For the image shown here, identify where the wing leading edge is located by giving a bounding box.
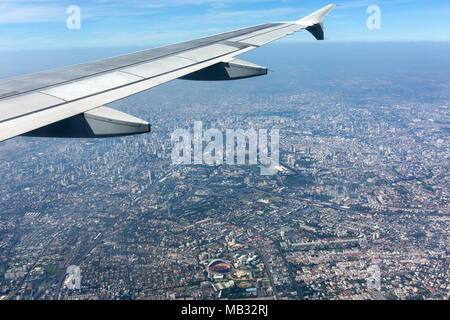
[0,4,335,142]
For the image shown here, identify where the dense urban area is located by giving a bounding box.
[0,43,448,300]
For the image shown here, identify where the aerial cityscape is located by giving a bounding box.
[0,42,448,300]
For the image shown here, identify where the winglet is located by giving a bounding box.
[296,4,336,40]
[296,4,336,26]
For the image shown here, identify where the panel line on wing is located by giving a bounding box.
[39,91,68,102]
[235,24,301,46]
[117,70,146,79]
[228,24,289,42]
[0,92,65,122]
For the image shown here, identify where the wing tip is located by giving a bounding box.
[295,4,336,40]
[296,3,336,26]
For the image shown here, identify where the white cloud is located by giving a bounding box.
[0,3,65,24]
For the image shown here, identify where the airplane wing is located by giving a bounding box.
[0,4,335,141]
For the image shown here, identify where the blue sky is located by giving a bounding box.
[0,0,449,50]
